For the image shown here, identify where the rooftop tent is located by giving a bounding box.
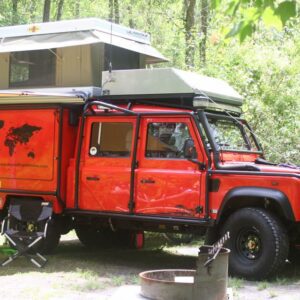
[102,68,244,114]
[0,18,167,64]
[0,18,167,90]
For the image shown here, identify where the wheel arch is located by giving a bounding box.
[216,187,295,224]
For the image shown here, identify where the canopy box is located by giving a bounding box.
[0,18,167,90]
[102,68,243,113]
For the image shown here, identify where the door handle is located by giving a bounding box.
[140,178,155,184]
[86,176,100,181]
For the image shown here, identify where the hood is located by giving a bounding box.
[256,164,300,175]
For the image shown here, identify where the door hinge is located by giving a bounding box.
[209,178,220,192]
[128,201,135,210]
[135,161,139,168]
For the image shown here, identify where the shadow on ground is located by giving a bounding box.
[0,236,197,278]
[1,235,300,285]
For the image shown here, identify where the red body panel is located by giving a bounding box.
[78,116,136,212]
[134,116,205,217]
[209,173,300,220]
[0,106,78,213]
[59,109,78,202]
[0,108,59,192]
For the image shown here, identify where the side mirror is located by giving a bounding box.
[183,139,197,159]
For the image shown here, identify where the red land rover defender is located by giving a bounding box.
[0,68,299,280]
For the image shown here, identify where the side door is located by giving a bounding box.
[135,116,205,218]
[79,116,136,212]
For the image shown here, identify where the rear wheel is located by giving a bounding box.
[75,226,144,249]
[221,207,289,280]
[75,226,106,248]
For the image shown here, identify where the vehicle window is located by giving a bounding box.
[9,50,56,88]
[89,122,133,157]
[146,122,196,159]
[208,119,251,151]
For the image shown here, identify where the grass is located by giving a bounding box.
[274,276,292,285]
[257,281,269,291]
[269,290,278,298]
[111,275,126,286]
[0,231,197,298]
[1,232,300,299]
[228,277,245,289]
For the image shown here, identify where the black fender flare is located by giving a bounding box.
[216,187,295,223]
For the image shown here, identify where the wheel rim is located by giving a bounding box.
[236,228,262,260]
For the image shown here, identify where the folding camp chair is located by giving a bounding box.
[1,199,53,268]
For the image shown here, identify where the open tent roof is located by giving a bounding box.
[0,18,167,64]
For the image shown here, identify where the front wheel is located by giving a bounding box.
[221,207,289,280]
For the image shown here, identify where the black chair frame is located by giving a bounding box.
[1,200,53,268]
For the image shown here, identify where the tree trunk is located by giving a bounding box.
[11,0,19,24]
[199,0,209,66]
[43,0,51,22]
[113,0,120,24]
[184,0,196,68]
[29,0,38,22]
[127,2,134,28]
[56,0,64,21]
[74,0,80,18]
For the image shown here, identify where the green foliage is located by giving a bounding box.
[214,0,298,41]
[202,21,300,163]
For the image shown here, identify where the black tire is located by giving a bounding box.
[288,243,300,263]
[75,226,140,249]
[75,226,106,248]
[221,207,289,280]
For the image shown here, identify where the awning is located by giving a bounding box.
[0,30,168,64]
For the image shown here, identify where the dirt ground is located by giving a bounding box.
[0,233,300,300]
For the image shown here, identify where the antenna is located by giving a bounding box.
[109,20,113,73]
[101,19,115,94]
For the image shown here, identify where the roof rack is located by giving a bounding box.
[0,87,99,104]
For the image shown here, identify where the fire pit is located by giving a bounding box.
[139,246,230,300]
[140,269,195,300]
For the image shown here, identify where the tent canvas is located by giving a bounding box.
[0,18,167,64]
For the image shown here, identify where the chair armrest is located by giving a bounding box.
[43,217,52,238]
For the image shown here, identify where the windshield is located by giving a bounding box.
[201,116,260,152]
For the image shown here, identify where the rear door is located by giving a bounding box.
[79,116,136,212]
[134,116,204,217]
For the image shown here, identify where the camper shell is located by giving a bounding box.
[0,18,167,90]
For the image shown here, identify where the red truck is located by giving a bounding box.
[0,68,299,280]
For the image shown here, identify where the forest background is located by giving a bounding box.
[0,0,299,164]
